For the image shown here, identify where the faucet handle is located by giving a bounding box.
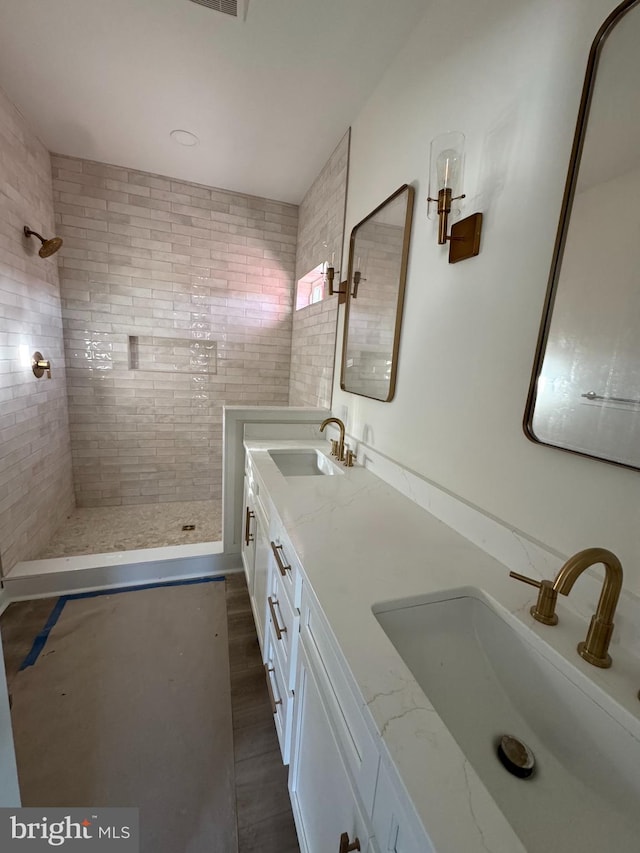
[329,439,339,457]
[509,572,559,625]
[509,571,543,589]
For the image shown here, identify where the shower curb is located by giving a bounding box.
[2,549,242,602]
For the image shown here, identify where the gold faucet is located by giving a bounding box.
[320,417,345,462]
[510,547,623,668]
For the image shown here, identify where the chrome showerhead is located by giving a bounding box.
[24,226,63,258]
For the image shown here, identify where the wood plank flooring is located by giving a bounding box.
[225,573,299,853]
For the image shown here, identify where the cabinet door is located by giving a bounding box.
[268,518,303,610]
[252,503,270,656]
[372,762,433,853]
[289,644,370,853]
[267,560,299,693]
[264,629,294,764]
[240,477,256,592]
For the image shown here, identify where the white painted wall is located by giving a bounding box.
[332,0,640,595]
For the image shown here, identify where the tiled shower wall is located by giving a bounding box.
[52,156,297,507]
[0,87,74,574]
[289,130,349,407]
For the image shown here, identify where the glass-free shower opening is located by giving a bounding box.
[36,329,224,560]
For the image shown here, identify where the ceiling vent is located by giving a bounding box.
[188,0,238,17]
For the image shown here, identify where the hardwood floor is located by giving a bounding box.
[225,572,299,852]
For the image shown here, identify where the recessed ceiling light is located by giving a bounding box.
[170,129,199,147]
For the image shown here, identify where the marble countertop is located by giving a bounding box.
[244,439,640,853]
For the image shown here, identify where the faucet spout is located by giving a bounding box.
[509,546,623,668]
[320,417,345,462]
[553,547,623,668]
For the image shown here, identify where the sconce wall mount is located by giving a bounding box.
[326,265,348,303]
[448,211,483,264]
[426,132,482,263]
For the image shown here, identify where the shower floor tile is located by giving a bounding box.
[36,500,222,559]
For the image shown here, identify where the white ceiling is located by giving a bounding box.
[0,0,427,204]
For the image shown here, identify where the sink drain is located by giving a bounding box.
[496,735,535,778]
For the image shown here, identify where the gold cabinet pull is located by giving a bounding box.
[270,540,290,576]
[339,832,361,853]
[268,596,287,640]
[264,663,282,715]
[244,506,255,546]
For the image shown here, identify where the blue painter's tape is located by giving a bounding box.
[18,575,226,670]
[19,596,67,670]
[65,575,225,602]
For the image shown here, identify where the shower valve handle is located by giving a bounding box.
[32,352,52,379]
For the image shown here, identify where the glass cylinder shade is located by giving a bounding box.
[427,131,465,220]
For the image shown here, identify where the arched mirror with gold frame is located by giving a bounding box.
[524,0,640,469]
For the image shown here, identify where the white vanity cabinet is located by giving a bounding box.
[264,627,294,763]
[263,518,302,764]
[251,499,270,654]
[298,586,380,816]
[289,642,373,853]
[286,581,383,853]
[242,447,433,853]
[240,476,256,588]
[242,457,271,653]
[267,552,299,692]
[269,522,303,612]
[291,584,428,853]
[371,761,433,853]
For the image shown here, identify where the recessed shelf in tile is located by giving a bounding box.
[128,335,217,375]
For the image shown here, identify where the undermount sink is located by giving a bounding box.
[373,589,640,852]
[268,448,343,477]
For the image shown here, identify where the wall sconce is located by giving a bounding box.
[426,132,482,263]
[352,270,362,299]
[326,257,348,301]
[352,257,366,299]
[328,263,364,299]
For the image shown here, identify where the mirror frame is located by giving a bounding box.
[523,0,640,470]
[340,184,415,402]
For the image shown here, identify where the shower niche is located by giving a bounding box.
[128,336,217,375]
